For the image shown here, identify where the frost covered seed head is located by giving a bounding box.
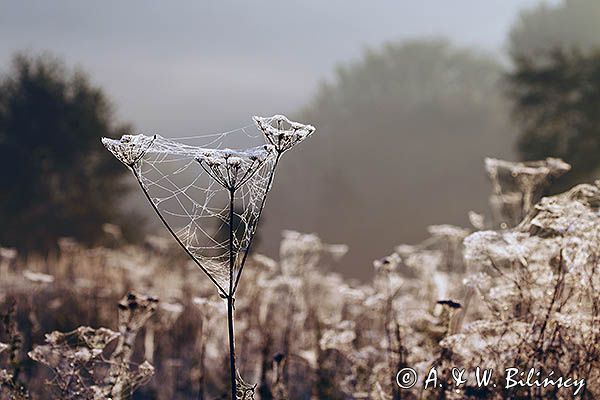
[253,114,316,154]
[102,134,156,167]
[196,145,275,190]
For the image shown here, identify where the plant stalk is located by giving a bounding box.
[228,188,237,400]
[227,295,236,400]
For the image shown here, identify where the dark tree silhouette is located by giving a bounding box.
[505,0,600,190]
[0,53,141,252]
[507,49,600,190]
[509,0,600,64]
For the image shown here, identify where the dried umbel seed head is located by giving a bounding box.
[484,157,571,221]
[253,114,316,154]
[34,327,119,352]
[118,292,159,333]
[29,324,154,400]
[77,326,121,349]
[195,145,276,190]
[227,156,243,167]
[485,157,570,191]
[102,134,157,167]
[28,327,119,372]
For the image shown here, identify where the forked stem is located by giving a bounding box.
[232,152,281,294]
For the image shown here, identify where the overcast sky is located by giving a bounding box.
[1,0,553,135]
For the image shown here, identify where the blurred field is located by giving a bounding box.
[2,158,600,399]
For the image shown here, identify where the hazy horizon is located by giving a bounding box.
[1,1,551,134]
[0,0,558,275]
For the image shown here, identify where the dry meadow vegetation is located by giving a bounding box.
[1,157,599,399]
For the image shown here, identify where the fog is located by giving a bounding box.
[0,0,556,277]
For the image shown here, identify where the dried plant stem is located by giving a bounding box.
[227,296,236,400]
[225,153,280,399]
[228,188,237,400]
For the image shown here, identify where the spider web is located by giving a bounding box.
[102,115,315,297]
[28,327,154,399]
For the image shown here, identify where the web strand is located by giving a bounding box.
[102,115,316,295]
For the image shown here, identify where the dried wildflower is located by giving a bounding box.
[114,292,158,363]
[108,293,158,400]
[104,116,316,399]
[101,134,157,167]
[28,326,121,399]
[253,114,316,154]
[463,230,529,268]
[196,145,276,190]
[485,157,570,227]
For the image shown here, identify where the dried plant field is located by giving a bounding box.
[1,157,599,399]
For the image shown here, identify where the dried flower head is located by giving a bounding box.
[101,134,157,167]
[196,145,276,190]
[253,114,316,154]
[28,327,121,399]
[117,292,159,334]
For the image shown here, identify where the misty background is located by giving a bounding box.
[4,0,599,278]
